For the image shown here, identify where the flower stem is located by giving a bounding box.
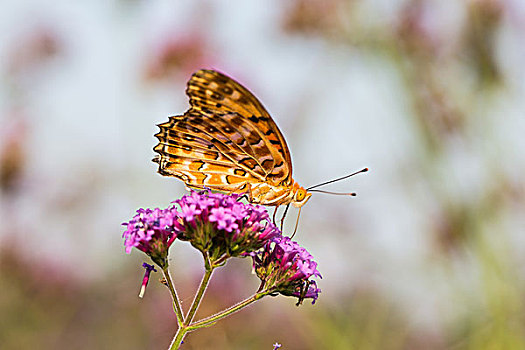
[162,267,184,324]
[169,325,188,350]
[185,262,214,324]
[188,290,270,330]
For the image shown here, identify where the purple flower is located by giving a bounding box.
[230,203,247,220]
[209,207,237,232]
[250,236,321,305]
[173,190,281,261]
[122,207,178,267]
[123,190,281,266]
[179,203,201,222]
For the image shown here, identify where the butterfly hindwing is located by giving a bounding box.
[155,112,266,182]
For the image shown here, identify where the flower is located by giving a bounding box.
[173,190,281,263]
[122,190,281,267]
[180,203,201,222]
[122,207,179,267]
[249,236,322,305]
[139,263,157,298]
[209,207,237,232]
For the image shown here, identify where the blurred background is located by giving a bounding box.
[1,0,525,349]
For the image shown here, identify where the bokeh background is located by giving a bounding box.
[1,0,525,349]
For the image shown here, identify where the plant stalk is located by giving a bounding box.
[162,267,185,324]
[189,290,269,330]
[185,266,214,324]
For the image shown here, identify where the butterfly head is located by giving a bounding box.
[292,183,312,208]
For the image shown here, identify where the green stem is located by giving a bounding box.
[185,266,214,324]
[162,267,184,324]
[169,325,188,350]
[188,290,270,330]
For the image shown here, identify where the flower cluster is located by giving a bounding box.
[122,190,322,306]
[122,190,281,267]
[122,207,178,267]
[173,190,280,262]
[249,236,322,305]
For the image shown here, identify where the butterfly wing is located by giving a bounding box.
[186,69,292,185]
[153,69,293,192]
[154,110,265,192]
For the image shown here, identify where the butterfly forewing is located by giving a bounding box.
[154,69,296,204]
[187,70,292,183]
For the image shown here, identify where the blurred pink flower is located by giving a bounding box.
[281,0,341,36]
[7,25,62,78]
[144,33,210,82]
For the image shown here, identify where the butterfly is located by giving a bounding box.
[153,69,312,207]
[153,69,367,224]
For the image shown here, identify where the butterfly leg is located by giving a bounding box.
[280,204,291,232]
[272,206,279,226]
[290,206,302,239]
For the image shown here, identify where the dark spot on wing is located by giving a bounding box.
[216,76,228,84]
[211,92,224,100]
[240,157,258,170]
[237,97,248,105]
[261,159,273,170]
[250,137,263,146]
[195,161,205,171]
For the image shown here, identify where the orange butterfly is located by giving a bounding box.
[153,69,366,221]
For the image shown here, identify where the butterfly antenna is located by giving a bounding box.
[290,206,302,239]
[309,190,357,196]
[306,168,368,191]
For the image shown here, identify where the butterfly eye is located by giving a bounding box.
[296,189,305,201]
